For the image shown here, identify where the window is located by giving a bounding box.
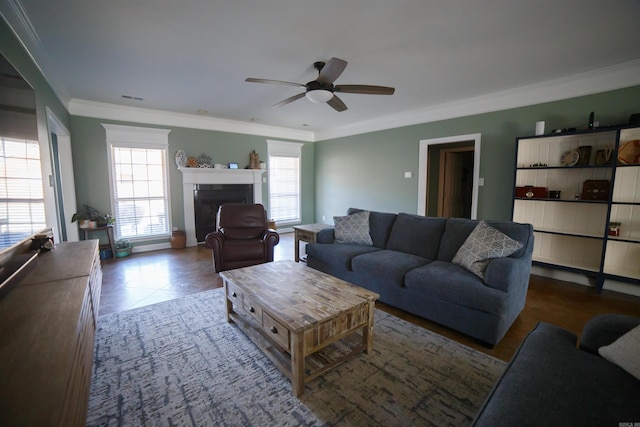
[267,140,303,224]
[0,137,46,246]
[104,124,171,241]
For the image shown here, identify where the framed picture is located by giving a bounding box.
[228,163,238,169]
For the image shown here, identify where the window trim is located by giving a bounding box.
[103,124,172,241]
[267,140,303,226]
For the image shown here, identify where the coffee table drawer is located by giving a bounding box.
[226,282,243,303]
[263,313,290,350]
[243,296,263,324]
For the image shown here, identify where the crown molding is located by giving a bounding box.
[69,99,315,142]
[313,59,640,141]
[0,0,70,109]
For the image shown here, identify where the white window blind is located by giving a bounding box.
[104,124,171,241]
[267,140,302,224]
[0,137,46,247]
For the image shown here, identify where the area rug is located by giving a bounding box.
[87,288,504,426]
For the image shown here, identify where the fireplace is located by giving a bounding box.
[179,168,265,247]
[194,184,253,241]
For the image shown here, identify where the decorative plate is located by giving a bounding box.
[618,139,640,165]
[175,150,187,168]
[560,150,579,167]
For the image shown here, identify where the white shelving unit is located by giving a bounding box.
[512,126,640,292]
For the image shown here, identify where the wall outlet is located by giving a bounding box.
[322,215,326,221]
[404,171,413,178]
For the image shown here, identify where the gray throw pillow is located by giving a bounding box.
[452,220,523,279]
[598,324,640,381]
[334,210,373,246]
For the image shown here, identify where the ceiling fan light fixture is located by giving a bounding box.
[305,89,334,103]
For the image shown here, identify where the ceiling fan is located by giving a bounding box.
[245,57,395,112]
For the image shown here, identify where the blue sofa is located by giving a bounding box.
[472,314,640,426]
[306,208,534,346]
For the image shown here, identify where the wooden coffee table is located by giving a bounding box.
[219,260,379,397]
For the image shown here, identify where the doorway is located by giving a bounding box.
[437,146,474,218]
[417,134,481,219]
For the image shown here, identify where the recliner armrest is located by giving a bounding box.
[579,314,640,354]
[204,231,225,248]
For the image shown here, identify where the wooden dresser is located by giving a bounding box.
[0,240,103,426]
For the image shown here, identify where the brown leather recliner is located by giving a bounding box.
[204,203,279,273]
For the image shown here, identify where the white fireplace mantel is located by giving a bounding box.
[179,167,266,246]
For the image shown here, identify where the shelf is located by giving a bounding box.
[514,197,608,204]
[517,165,613,170]
[514,125,640,292]
[532,257,600,273]
[607,235,640,244]
[533,228,603,239]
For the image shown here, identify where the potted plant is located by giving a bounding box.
[72,205,115,228]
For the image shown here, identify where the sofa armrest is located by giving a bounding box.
[579,314,640,354]
[483,256,531,294]
[316,227,335,244]
[471,322,578,427]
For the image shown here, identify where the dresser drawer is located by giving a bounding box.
[263,312,290,350]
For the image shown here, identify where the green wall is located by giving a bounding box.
[315,86,640,222]
[69,116,315,241]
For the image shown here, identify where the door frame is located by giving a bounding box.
[418,133,481,219]
[46,107,79,242]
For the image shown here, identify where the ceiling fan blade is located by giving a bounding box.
[334,84,395,95]
[245,78,305,88]
[327,94,348,112]
[317,57,348,84]
[271,92,306,108]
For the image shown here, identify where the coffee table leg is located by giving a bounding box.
[364,301,375,354]
[291,332,305,397]
[222,279,232,323]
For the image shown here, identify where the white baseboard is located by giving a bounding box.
[131,242,172,253]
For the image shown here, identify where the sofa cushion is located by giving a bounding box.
[334,210,373,246]
[305,243,380,271]
[348,208,397,249]
[351,250,430,288]
[453,221,523,279]
[385,213,446,259]
[598,324,640,380]
[438,218,531,262]
[404,261,508,315]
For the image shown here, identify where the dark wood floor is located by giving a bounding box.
[99,232,640,362]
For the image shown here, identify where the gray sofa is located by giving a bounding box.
[306,208,534,346]
[472,314,640,426]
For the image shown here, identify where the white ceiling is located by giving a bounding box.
[3,0,640,140]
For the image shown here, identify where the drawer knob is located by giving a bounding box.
[249,307,255,313]
[231,292,237,298]
[270,326,278,334]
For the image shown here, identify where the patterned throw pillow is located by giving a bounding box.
[334,210,373,246]
[452,221,523,279]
